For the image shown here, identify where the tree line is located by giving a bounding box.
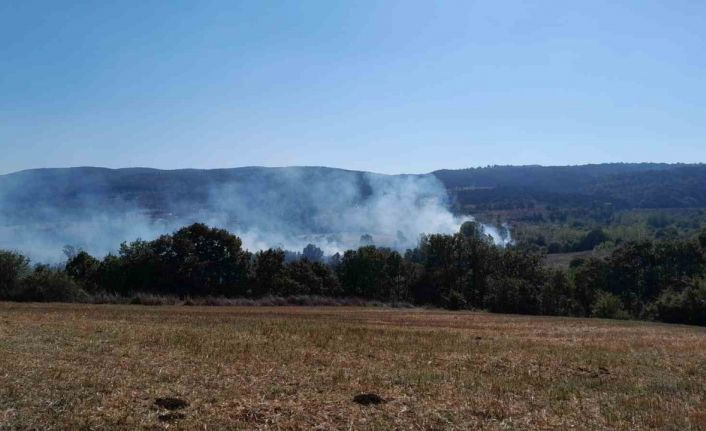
[1,222,705,325]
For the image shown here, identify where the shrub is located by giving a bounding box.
[88,291,131,304]
[591,291,630,320]
[442,290,467,310]
[11,265,88,302]
[128,293,181,306]
[654,281,706,325]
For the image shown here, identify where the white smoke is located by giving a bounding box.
[0,168,511,262]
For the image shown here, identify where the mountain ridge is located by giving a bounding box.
[2,163,706,220]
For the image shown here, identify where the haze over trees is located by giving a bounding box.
[2,221,705,326]
[4,163,706,261]
[0,166,472,262]
[3,163,706,326]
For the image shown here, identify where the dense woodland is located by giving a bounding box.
[3,163,706,223]
[439,163,706,210]
[446,165,706,254]
[1,222,705,326]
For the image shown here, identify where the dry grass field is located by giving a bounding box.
[1,303,705,430]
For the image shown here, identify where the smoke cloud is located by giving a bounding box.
[0,167,510,263]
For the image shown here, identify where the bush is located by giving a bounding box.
[654,281,706,325]
[87,291,131,304]
[576,229,609,251]
[442,290,467,310]
[128,293,181,306]
[11,265,88,302]
[591,291,630,320]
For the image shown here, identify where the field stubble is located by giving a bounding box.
[0,303,705,430]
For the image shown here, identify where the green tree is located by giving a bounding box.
[0,250,30,299]
[65,251,100,292]
[302,244,324,262]
[540,270,576,316]
[338,246,384,299]
[253,249,286,296]
[151,223,251,296]
[607,241,657,315]
[572,258,609,316]
[575,229,609,251]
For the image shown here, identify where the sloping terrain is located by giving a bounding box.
[3,163,706,225]
[434,163,706,210]
[0,303,704,430]
[0,166,381,224]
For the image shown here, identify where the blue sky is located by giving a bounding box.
[1,0,705,175]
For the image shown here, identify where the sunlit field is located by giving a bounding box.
[1,303,704,430]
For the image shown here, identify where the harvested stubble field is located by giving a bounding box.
[0,303,705,431]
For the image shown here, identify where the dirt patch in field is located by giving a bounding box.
[353,393,386,406]
[155,397,189,410]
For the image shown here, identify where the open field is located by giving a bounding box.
[1,303,705,430]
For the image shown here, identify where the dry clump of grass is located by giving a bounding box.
[0,302,704,430]
[86,293,414,308]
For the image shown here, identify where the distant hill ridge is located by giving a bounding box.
[2,163,706,222]
[432,163,706,209]
[0,166,386,224]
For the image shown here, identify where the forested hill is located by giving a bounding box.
[433,163,706,210]
[0,166,380,224]
[2,163,706,222]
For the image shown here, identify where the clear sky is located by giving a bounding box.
[1,0,705,175]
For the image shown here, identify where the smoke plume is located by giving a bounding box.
[0,167,510,262]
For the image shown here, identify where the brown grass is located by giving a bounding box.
[0,303,705,430]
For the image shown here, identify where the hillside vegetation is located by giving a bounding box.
[435,163,706,210]
[3,164,706,223]
[3,163,706,326]
[2,221,706,326]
